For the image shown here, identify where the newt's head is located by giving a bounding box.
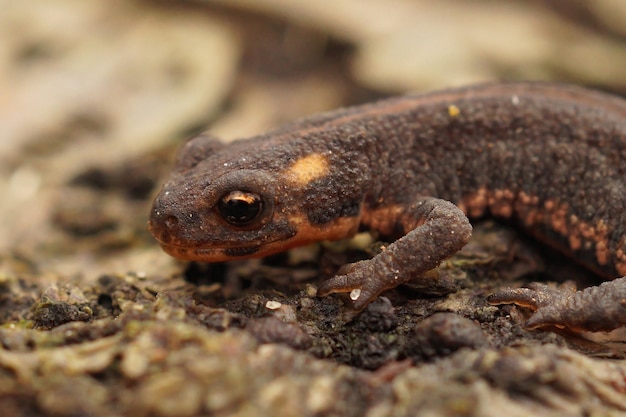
[148,133,363,262]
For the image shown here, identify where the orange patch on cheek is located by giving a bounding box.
[284,153,330,186]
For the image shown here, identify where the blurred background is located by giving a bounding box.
[1,0,625,280]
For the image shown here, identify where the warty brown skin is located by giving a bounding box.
[149,82,626,331]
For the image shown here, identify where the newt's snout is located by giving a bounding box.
[149,188,204,247]
[148,195,179,245]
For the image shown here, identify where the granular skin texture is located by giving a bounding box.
[149,82,626,331]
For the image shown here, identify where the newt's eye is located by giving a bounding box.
[217,191,264,228]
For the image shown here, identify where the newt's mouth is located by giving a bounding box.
[155,237,303,263]
[148,214,303,262]
[148,220,297,262]
[156,241,259,262]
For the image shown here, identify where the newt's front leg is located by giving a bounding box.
[317,198,472,312]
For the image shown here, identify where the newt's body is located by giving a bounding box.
[149,82,626,331]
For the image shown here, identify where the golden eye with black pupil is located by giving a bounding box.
[217,190,263,227]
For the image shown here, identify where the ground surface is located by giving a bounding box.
[1,1,626,416]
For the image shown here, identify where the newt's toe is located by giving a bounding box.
[318,259,395,312]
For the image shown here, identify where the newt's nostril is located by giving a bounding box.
[164,215,179,229]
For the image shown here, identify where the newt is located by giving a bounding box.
[149,82,626,332]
